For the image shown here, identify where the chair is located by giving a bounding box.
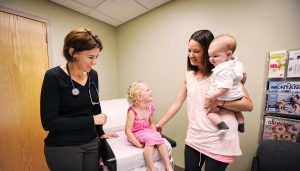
[251,140,300,171]
[99,98,176,171]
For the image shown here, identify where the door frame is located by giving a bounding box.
[0,5,52,68]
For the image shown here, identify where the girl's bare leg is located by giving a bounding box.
[144,145,155,171]
[157,143,173,171]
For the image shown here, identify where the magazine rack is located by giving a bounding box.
[261,49,300,143]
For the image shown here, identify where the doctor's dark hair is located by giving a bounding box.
[63,28,103,62]
[187,30,214,76]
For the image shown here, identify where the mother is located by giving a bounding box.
[156,30,253,171]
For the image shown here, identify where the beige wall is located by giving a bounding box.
[117,0,300,170]
[1,0,300,170]
[0,0,119,99]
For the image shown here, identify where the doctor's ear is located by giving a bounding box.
[69,48,77,59]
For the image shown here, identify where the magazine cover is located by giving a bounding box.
[287,49,300,78]
[266,81,300,115]
[263,116,300,142]
[268,81,300,92]
[268,50,287,78]
[266,92,300,115]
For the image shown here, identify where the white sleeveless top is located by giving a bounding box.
[185,71,242,156]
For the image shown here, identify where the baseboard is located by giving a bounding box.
[174,164,184,171]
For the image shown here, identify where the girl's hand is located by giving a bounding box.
[137,143,145,148]
[93,113,107,125]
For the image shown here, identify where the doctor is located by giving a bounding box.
[40,28,107,171]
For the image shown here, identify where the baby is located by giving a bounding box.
[207,34,246,134]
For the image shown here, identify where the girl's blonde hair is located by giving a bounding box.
[127,81,142,106]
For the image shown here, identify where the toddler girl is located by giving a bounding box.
[125,81,173,171]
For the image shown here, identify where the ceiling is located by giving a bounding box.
[49,0,171,27]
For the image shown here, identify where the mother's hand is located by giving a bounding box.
[204,98,222,114]
[155,123,163,133]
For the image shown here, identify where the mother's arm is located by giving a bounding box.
[205,84,253,113]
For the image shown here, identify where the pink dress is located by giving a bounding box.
[129,103,164,146]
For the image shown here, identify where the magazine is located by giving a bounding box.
[268,50,287,78]
[266,81,300,115]
[263,116,300,142]
[268,81,300,92]
[287,49,300,78]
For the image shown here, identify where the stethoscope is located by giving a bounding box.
[67,62,100,105]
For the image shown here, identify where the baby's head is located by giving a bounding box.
[127,81,152,106]
[208,34,237,66]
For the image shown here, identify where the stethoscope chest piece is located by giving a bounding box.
[67,62,99,104]
[72,88,80,96]
[67,62,81,96]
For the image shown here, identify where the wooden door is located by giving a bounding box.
[0,10,49,171]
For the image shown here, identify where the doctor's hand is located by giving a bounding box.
[93,113,107,125]
[100,133,119,139]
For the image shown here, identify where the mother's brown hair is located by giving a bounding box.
[187,30,214,76]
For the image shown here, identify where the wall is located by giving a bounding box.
[117,0,300,170]
[0,0,119,99]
